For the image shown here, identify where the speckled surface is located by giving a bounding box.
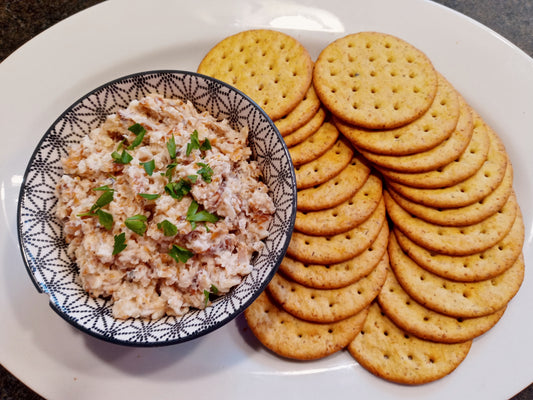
[1,0,532,399]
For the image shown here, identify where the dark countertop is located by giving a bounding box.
[1,0,532,399]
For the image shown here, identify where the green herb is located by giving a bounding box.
[165,179,191,200]
[111,142,133,164]
[203,284,219,307]
[167,133,177,159]
[168,244,194,264]
[165,163,178,180]
[186,130,201,156]
[140,159,155,176]
[138,193,161,200]
[187,174,198,183]
[112,232,127,255]
[90,189,114,212]
[127,123,146,150]
[157,219,178,236]
[186,200,220,230]
[93,185,112,191]
[125,214,148,236]
[196,162,214,183]
[96,209,113,230]
[200,138,212,151]
[77,186,115,230]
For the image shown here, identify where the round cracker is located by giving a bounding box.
[295,138,354,190]
[386,125,508,208]
[378,267,506,343]
[268,254,387,323]
[358,95,473,172]
[348,302,472,385]
[297,155,370,211]
[386,161,513,227]
[244,290,369,360]
[283,107,326,147]
[274,83,322,136]
[384,190,518,256]
[379,109,491,188]
[314,32,438,130]
[288,121,339,166]
[393,207,524,282]
[388,231,525,318]
[279,222,389,289]
[287,198,386,264]
[197,29,313,120]
[295,174,382,236]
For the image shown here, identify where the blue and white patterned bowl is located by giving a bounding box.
[17,70,296,346]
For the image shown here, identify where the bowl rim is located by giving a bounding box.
[16,69,297,346]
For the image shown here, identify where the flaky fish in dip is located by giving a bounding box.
[55,93,275,320]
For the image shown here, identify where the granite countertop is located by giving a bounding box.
[1,0,532,399]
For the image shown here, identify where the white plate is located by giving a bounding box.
[1,0,532,398]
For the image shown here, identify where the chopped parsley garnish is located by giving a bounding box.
[127,123,146,150]
[186,199,220,230]
[186,130,211,156]
[138,193,161,200]
[125,214,148,236]
[95,209,113,230]
[112,232,127,255]
[165,179,191,200]
[165,163,178,180]
[77,186,114,230]
[141,159,155,176]
[168,244,194,264]
[167,133,177,159]
[203,284,219,307]
[157,219,178,236]
[111,142,133,164]
[196,162,214,183]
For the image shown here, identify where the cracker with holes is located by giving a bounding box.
[393,208,524,282]
[378,266,506,343]
[348,302,472,385]
[358,95,473,172]
[197,29,313,120]
[384,190,517,256]
[387,125,508,208]
[388,231,525,318]
[313,32,438,130]
[289,121,339,166]
[335,73,459,156]
[244,290,369,360]
[287,198,386,264]
[379,110,491,188]
[295,138,354,190]
[279,222,389,289]
[298,154,371,211]
[386,161,513,227]
[295,174,382,236]
[275,84,322,136]
[283,107,326,147]
[268,253,388,323]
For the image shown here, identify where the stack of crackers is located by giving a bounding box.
[197,30,525,385]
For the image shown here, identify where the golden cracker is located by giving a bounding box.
[244,290,368,360]
[274,83,321,136]
[287,197,386,264]
[298,155,370,211]
[295,174,382,236]
[348,302,472,385]
[389,231,525,318]
[314,32,438,130]
[384,190,518,256]
[295,138,354,190]
[197,29,313,120]
[335,73,458,155]
[279,222,389,289]
[283,107,326,147]
[289,121,339,166]
[268,253,388,323]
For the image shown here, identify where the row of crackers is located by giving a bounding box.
[197,30,525,385]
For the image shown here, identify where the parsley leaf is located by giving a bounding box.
[203,284,219,307]
[141,159,156,176]
[125,214,148,236]
[111,144,133,164]
[186,200,220,230]
[78,186,115,230]
[157,219,178,236]
[165,163,178,180]
[138,193,161,200]
[90,189,114,212]
[96,209,114,230]
[165,179,191,200]
[186,130,201,156]
[112,232,127,255]
[200,138,212,151]
[167,133,177,159]
[168,244,194,264]
[127,123,146,150]
[196,162,214,183]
